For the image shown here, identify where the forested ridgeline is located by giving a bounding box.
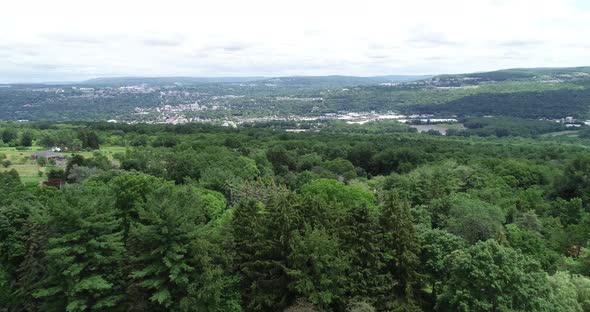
[1,123,590,311]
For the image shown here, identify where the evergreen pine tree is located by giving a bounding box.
[129,184,230,311]
[340,204,389,305]
[34,186,125,311]
[232,189,301,311]
[379,191,421,304]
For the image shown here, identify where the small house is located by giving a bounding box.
[31,151,65,161]
[40,179,65,188]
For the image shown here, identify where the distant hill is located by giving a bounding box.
[251,75,432,89]
[81,75,432,88]
[372,75,434,82]
[81,76,267,86]
[318,66,590,119]
[431,67,590,85]
[403,67,590,118]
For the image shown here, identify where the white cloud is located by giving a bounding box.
[0,0,589,82]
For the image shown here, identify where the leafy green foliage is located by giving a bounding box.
[1,121,590,311]
[445,195,505,244]
[554,155,590,206]
[419,229,465,305]
[301,179,376,211]
[456,117,568,137]
[438,240,557,311]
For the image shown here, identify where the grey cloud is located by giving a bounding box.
[573,0,590,10]
[29,63,91,73]
[0,43,41,56]
[301,29,339,39]
[499,40,545,47]
[367,42,402,51]
[368,54,391,59]
[303,29,323,37]
[411,35,455,47]
[0,64,98,83]
[366,53,405,63]
[209,41,252,52]
[423,56,452,62]
[564,43,590,49]
[223,44,248,52]
[366,42,402,60]
[143,37,185,47]
[189,41,252,57]
[0,45,13,57]
[368,42,386,50]
[20,49,40,56]
[40,33,104,45]
[497,50,530,60]
[408,27,457,48]
[489,0,513,6]
[29,64,61,71]
[10,62,77,72]
[191,50,210,58]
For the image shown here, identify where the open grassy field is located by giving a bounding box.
[541,130,581,137]
[0,147,47,183]
[0,145,127,183]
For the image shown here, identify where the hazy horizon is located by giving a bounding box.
[2,73,436,85]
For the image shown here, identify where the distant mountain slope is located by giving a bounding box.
[431,67,590,85]
[409,89,590,119]
[373,74,433,82]
[253,75,432,88]
[81,76,267,86]
[81,74,433,88]
[323,66,590,119]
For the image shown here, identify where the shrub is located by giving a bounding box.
[36,157,47,167]
[347,300,376,312]
[47,168,66,180]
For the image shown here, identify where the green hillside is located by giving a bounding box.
[327,67,590,119]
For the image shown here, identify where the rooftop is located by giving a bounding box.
[32,151,63,158]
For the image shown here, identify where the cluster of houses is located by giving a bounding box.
[549,117,588,128]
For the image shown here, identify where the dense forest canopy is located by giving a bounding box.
[1,121,590,311]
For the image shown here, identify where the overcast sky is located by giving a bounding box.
[1,0,589,83]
